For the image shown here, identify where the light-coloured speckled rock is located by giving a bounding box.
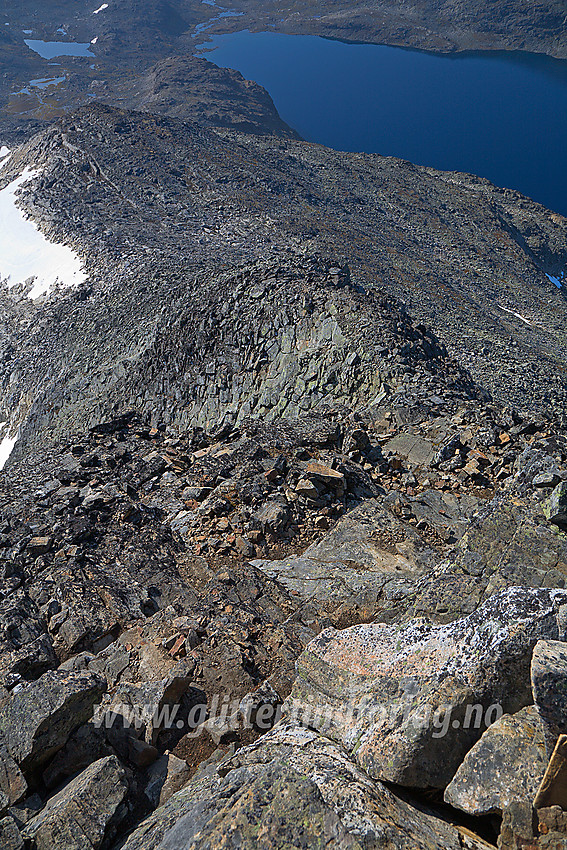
[444,706,547,814]
[120,723,494,850]
[288,587,567,788]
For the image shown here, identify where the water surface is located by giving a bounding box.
[205,31,567,215]
[24,39,94,59]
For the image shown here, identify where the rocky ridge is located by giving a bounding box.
[0,50,566,850]
[1,104,566,469]
[1,352,567,846]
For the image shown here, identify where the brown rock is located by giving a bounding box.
[534,734,567,810]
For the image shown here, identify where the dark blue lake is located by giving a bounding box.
[203,31,567,216]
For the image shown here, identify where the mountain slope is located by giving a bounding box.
[0,103,566,467]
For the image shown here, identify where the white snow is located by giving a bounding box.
[93,3,109,13]
[0,147,10,171]
[91,36,98,44]
[0,168,87,299]
[498,305,534,327]
[0,429,17,470]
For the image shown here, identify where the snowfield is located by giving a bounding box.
[0,168,87,299]
[0,429,18,470]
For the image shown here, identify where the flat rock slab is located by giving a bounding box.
[120,723,494,850]
[253,497,436,608]
[383,434,436,467]
[23,755,128,850]
[288,587,567,788]
[444,706,547,814]
[252,554,415,608]
[304,498,436,573]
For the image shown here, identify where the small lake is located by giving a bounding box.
[24,39,94,59]
[204,31,567,216]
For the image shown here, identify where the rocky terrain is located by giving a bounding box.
[0,11,566,849]
[2,311,567,846]
[0,103,566,466]
[207,0,567,58]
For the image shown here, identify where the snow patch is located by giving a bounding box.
[498,305,534,327]
[0,168,87,299]
[93,3,109,13]
[498,304,534,328]
[0,428,17,470]
[91,36,98,44]
[0,147,10,171]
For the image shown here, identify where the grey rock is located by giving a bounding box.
[0,671,106,776]
[531,639,567,756]
[144,753,190,808]
[104,674,191,745]
[23,755,128,850]
[444,706,547,814]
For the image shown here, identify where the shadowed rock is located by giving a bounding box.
[0,671,106,777]
[23,755,128,850]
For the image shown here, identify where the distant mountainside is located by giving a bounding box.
[2,0,566,142]
[219,0,567,57]
[0,102,565,468]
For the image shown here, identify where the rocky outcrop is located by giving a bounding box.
[120,723,494,850]
[288,587,567,788]
[106,55,301,138]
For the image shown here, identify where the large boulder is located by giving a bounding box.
[0,671,106,777]
[288,587,567,788]
[531,639,567,756]
[120,723,493,850]
[444,706,547,815]
[23,755,128,850]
